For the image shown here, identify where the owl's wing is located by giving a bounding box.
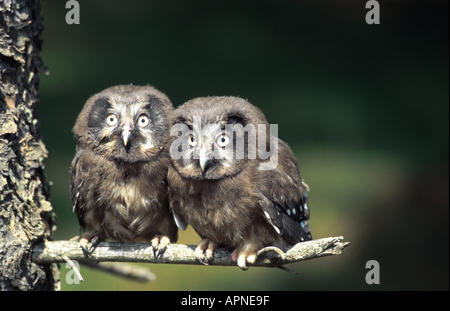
[70,148,88,228]
[257,140,312,244]
[173,211,188,231]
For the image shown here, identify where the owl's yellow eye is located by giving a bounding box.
[106,113,119,127]
[188,134,197,147]
[137,114,150,128]
[216,133,230,147]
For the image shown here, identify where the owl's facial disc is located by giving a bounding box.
[196,132,232,173]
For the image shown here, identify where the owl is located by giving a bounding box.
[71,85,178,258]
[167,96,312,270]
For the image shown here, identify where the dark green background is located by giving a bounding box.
[38,0,448,290]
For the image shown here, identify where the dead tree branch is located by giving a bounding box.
[32,236,350,272]
[81,262,157,282]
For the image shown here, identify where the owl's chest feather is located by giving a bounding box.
[176,178,258,244]
[92,162,163,221]
[87,163,165,241]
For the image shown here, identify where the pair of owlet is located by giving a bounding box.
[71,85,311,269]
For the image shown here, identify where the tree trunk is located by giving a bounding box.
[0,0,59,291]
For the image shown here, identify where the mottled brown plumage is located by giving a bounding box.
[71,85,177,257]
[168,96,311,270]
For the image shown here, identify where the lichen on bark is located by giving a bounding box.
[1,0,58,291]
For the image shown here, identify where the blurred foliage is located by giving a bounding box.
[37,0,448,290]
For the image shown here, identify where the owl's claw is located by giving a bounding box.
[196,255,211,266]
[231,250,257,271]
[79,235,100,254]
[80,241,90,254]
[256,246,286,260]
[231,246,287,271]
[194,239,217,265]
[151,235,171,259]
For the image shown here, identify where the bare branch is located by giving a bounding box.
[61,255,83,282]
[81,262,156,282]
[31,236,349,271]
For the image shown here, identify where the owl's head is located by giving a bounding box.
[73,85,173,163]
[169,96,272,180]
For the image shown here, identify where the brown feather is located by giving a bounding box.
[71,85,177,253]
[168,96,311,269]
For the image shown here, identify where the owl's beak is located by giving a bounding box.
[199,154,208,172]
[122,123,132,146]
[198,144,211,172]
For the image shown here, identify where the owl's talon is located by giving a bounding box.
[80,241,90,254]
[91,236,100,248]
[152,245,158,259]
[237,259,249,271]
[196,255,211,266]
[194,239,217,265]
[79,235,99,254]
[232,249,256,271]
[256,246,286,260]
[194,249,211,266]
[198,253,212,266]
[151,235,170,259]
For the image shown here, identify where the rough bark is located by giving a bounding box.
[0,0,58,291]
